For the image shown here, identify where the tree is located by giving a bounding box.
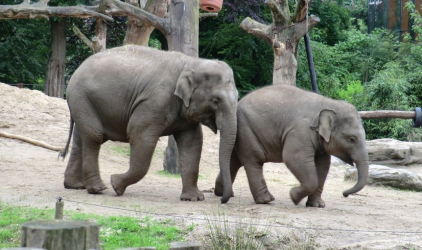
[0,0,112,97]
[240,0,319,85]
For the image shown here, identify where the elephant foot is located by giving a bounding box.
[85,180,107,194]
[214,186,234,197]
[64,181,85,190]
[306,197,326,208]
[64,176,85,190]
[180,187,205,201]
[290,187,306,205]
[110,174,127,196]
[254,191,275,204]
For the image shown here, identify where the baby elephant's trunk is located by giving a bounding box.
[343,159,369,197]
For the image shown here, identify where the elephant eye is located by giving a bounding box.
[349,137,356,144]
[210,98,219,109]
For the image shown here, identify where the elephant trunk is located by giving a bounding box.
[217,110,237,204]
[343,157,369,197]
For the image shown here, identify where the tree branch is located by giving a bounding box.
[293,0,310,22]
[266,0,289,25]
[293,15,319,38]
[105,0,167,35]
[0,1,113,21]
[240,17,272,45]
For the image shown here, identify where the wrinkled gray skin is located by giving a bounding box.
[61,45,238,203]
[215,85,369,207]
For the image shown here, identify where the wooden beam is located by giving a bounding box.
[0,2,113,21]
[358,110,415,119]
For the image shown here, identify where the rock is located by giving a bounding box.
[345,165,422,191]
[366,139,422,165]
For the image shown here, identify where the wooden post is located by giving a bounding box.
[169,242,200,250]
[55,198,64,220]
[21,220,99,250]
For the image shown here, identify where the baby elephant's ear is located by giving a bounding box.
[174,69,195,107]
[310,109,337,142]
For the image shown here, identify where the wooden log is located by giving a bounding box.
[358,110,415,119]
[169,242,201,250]
[21,220,99,250]
[0,131,63,152]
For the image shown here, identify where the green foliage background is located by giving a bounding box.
[1,0,422,140]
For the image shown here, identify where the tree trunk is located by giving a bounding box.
[44,18,66,98]
[123,0,168,46]
[164,0,199,174]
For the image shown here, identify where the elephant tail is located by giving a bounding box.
[58,115,74,160]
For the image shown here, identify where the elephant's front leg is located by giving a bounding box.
[174,125,204,201]
[306,153,330,208]
[283,140,319,205]
[110,133,159,196]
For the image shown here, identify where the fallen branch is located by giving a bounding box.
[0,131,63,152]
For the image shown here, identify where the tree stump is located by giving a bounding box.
[345,165,422,191]
[21,220,99,250]
[163,136,180,174]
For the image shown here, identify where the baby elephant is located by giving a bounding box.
[215,85,369,207]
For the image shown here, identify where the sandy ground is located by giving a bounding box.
[1,82,422,249]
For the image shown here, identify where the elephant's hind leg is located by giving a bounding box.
[64,127,85,189]
[306,153,330,208]
[244,162,275,204]
[82,139,107,194]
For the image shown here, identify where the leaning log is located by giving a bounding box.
[21,220,99,250]
[0,131,62,152]
[345,165,422,192]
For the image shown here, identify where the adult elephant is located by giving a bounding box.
[61,45,238,203]
[215,85,369,207]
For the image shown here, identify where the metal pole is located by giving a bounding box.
[304,33,318,93]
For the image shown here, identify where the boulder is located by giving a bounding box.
[366,139,422,165]
[345,165,422,192]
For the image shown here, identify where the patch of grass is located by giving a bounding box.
[158,170,181,178]
[113,145,131,157]
[113,145,163,158]
[0,202,190,250]
[0,204,54,248]
[204,209,272,250]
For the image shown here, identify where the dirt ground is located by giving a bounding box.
[1,82,422,249]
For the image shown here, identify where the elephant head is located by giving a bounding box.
[175,60,238,203]
[311,107,369,197]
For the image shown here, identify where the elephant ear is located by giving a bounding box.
[174,69,195,107]
[310,109,337,142]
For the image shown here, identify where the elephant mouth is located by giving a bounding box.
[201,113,217,134]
